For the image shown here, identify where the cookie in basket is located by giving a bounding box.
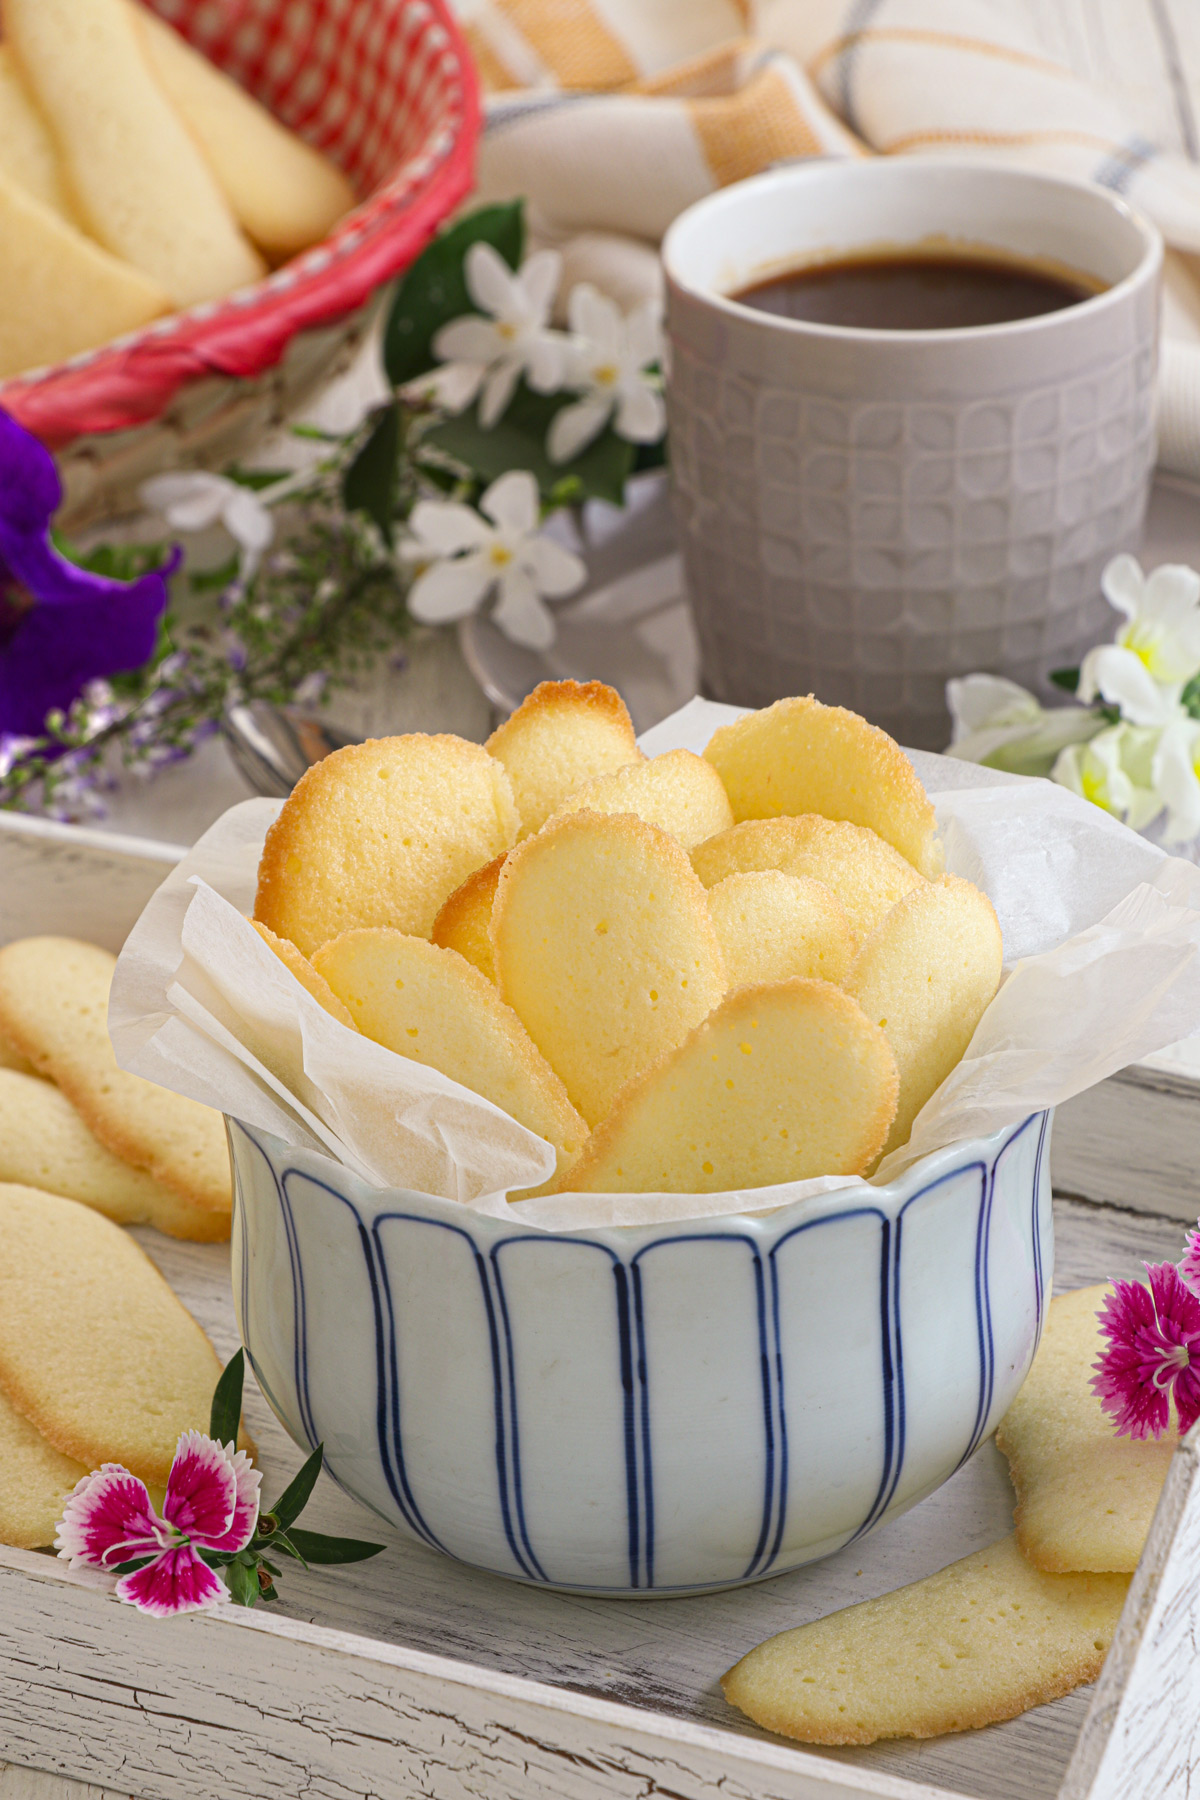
[0,1183,246,1487]
[548,748,733,850]
[250,920,355,1028]
[0,936,231,1218]
[492,811,727,1127]
[706,871,856,988]
[486,679,641,838]
[996,1284,1177,1573]
[722,1534,1128,1744]
[431,854,506,983]
[0,1067,228,1241]
[558,980,898,1194]
[692,814,925,941]
[703,695,943,878]
[254,734,519,953]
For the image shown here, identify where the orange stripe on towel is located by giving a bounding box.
[689,65,824,188]
[492,0,637,89]
[809,29,1074,83]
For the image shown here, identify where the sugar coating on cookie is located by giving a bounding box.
[722,1533,1128,1744]
[254,733,519,954]
[313,928,586,1180]
[250,919,356,1029]
[845,874,1002,1159]
[692,814,925,942]
[559,980,897,1194]
[549,748,733,850]
[0,936,231,1215]
[703,696,942,878]
[492,811,727,1127]
[0,1183,232,1486]
[707,871,856,989]
[486,679,641,838]
[997,1284,1176,1573]
[432,853,506,983]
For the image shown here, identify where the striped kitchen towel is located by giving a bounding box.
[453,0,1200,477]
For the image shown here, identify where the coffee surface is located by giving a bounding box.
[733,251,1098,331]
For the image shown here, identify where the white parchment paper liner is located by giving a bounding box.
[110,698,1200,1229]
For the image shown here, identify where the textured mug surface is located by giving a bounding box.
[231,1110,1053,1597]
[663,161,1162,749]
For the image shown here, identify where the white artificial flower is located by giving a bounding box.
[1052,722,1163,830]
[1077,642,1186,727]
[1151,717,1200,843]
[403,470,585,650]
[1101,553,1200,684]
[944,673,1101,776]
[140,472,274,579]
[547,284,666,464]
[425,244,567,427]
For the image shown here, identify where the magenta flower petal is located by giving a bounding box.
[55,1464,165,1571]
[1092,1265,1200,1438]
[212,1447,262,1554]
[163,1430,238,1546]
[115,1544,226,1617]
[1181,1225,1200,1299]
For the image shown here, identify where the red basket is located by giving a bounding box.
[0,0,480,450]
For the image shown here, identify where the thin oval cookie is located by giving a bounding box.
[431,852,506,983]
[693,815,925,941]
[249,920,356,1028]
[845,874,1002,1160]
[313,929,586,1181]
[0,936,230,1217]
[486,678,641,838]
[0,1183,235,1486]
[558,981,898,1194]
[254,733,519,954]
[703,696,942,877]
[492,813,727,1128]
[549,748,733,850]
[707,872,856,987]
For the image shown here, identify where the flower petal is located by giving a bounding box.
[518,249,562,323]
[224,489,275,555]
[403,360,485,413]
[1140,562,1200,624]
[547,396,611,463]
[0,408,61,534]
[116,1544,226,1617]
[0,582,169,737]
[479,357,521,428]
[408,553,494,624]
[524,329,570,395]
[1180,1225,1200,1298]
[140,473,229,532]
[1152,720,1200,843]
[523,533,587,598]
[1100,553,1146,622]
[1078,644,1179,727]
[432,315,504,366]
[946,674,1043,739]
[464,241,520,320]
[56,1464,163,1570]
[567,282,621,356]
[614,381,666,444]
[624,299,663,370]
[408,499,492,556]
[203,1448,261,1554]
[480,469,540,536]
[163,1430,238,1545]
[493,569,557,650]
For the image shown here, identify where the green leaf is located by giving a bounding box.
[269,1444,324,1530]
[342,405,401,543]
[383,200,524,387]
[109,1555,155,1575]
[209,1349,245,1447]
[224,464,290,491]
[189,553,240,595]
[225,1559,260,1608]
[423,385,635,507]
[1050,667,1081,694]
[286,1528,386,1565]
[1183,675,1200,720]
[268,1529,309,1570]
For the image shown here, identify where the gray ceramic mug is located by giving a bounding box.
[662,160,1162,749]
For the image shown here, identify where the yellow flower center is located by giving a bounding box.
[1081,767,1112,810]
[592,362,619,387]
[489,543,514,568]
[496,321,518,342]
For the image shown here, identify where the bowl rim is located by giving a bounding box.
[228,1108,1053,1251]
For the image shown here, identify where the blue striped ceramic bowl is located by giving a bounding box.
[230,1111,1052,1596]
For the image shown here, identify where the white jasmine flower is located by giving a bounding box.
[547,284,666,464]
[140,472,274,579]
[1052,722,1163,830]
[425,244,567,426]
[1101,553,1200,684]
[1151,717,1200,843]
[403,470,585,650]
[1077,642,1186,727]
[945,673,1101,776]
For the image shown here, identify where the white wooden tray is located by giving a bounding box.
[1,815,1198,1800]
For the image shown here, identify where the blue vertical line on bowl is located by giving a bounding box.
[965,1115,1042,1462]
[275,1172,318,1451]
[228,1124,292,1428]
[485,1243,554,1585]
[631,1233,780,1589]
[629,1256,654,1589]
[1030,1111,1050,1338]
[491,1237,639,1586]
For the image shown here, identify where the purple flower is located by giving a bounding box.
[55,1430,261,1617]
[1092,1262,1200,1438]
[0,411,177,737]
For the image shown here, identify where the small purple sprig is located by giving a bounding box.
[55,1351,384,1616]
[1092,1225,1200,1439]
